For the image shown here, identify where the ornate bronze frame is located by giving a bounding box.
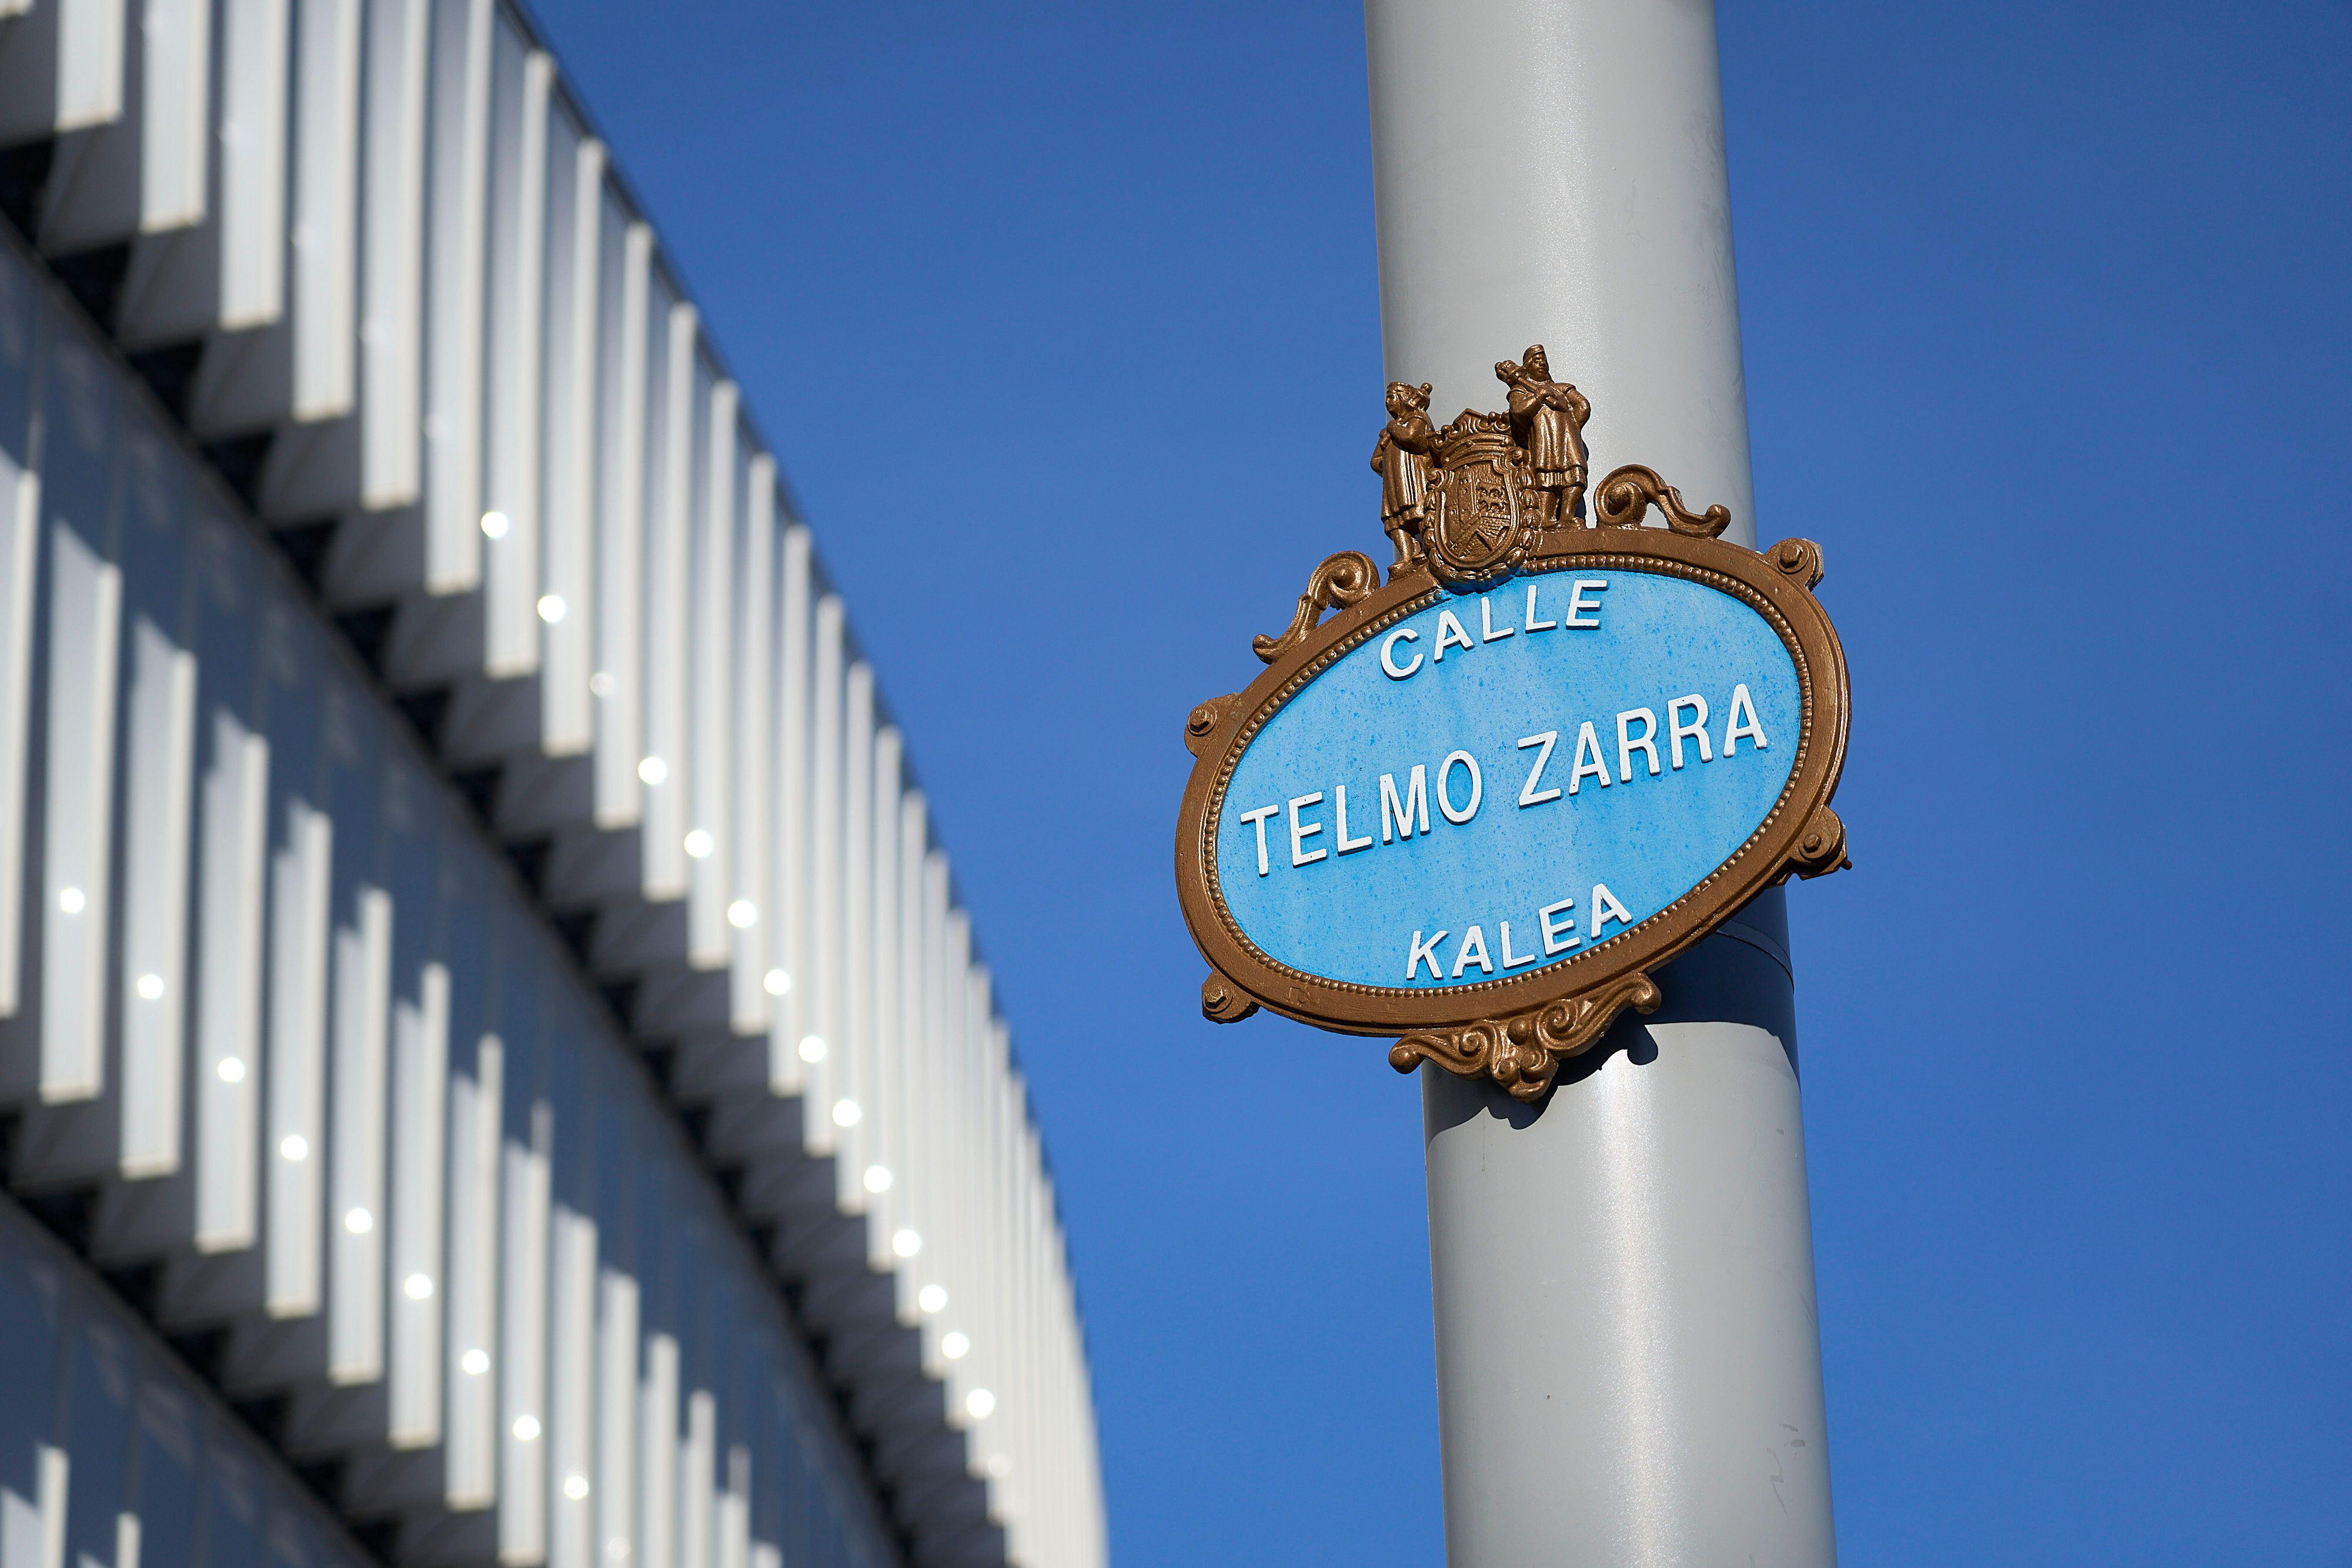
[1175,518,1850,1103]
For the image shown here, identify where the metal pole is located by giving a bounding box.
[1362,2,1838,1563]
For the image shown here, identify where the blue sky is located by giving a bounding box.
[527,3,2351,1562]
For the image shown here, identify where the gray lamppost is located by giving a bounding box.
[1363,2,1839,1561]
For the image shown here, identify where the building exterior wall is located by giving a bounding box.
[0,1189,377,1568]
[0,4,1104,1567]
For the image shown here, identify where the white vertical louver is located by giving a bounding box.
[539,118,600,760]
[388,960,449,1445]
[726,457,774,1035]
[480,23,548,681]
[38,520,121,1105]
[684,375,734,971]
[326,884,390,1385]
[446,1031,503,1509]
[192,711,267,1252]
[0,0,129,145]
[420,0,490,597]
[263,800,330,1319]
[116,616,196,1176]
[499,1099,552,1564]
[764,527,812,1095]
[352,0,427,514]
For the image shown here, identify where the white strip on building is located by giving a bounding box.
[0,3,1107,1566]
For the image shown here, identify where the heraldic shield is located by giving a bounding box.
[1427,413,1535,588]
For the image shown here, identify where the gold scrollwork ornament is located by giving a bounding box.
[1251,550,1380,665]
[1387,976,1666,1102]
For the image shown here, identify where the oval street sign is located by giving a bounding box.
[1174,353,1850,1099]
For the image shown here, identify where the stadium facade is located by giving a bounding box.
[0,3,1105,1567]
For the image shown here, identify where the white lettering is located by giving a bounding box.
[1617,708,1661,782]
[1516,731,1561,807]
[1565,579,1608,628]
[1380,768,1429,842]
[1334,785,1372,854]
[1437,751,1483,824]
[1287,793,1326,867]
[1434,609,1474,661]
[1450,925,1494,978]
[1568,723,1612,794]
[1523,581,1557,633]
[1668,694,1713,769]
[1479,594,1514,641]
[1380,627,1422,680]
[1406,929,1446,981]
[1405,895,1601,978]
[1237,804,1279,876]
[1539,897,1579,954]
[1723,683,1769,754]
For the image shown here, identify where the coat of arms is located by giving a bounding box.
[1362,343,1722,593]
[1425,415,1528,586]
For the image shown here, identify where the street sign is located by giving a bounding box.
[1174,350,1851,1099]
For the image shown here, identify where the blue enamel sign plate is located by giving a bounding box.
[1175,530,1848,1040]
[1220,569,1796,991]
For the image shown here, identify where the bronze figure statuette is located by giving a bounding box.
[1187,347,1852,1102]
[1371,380,1437,576]
[1498,345,1591,532]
